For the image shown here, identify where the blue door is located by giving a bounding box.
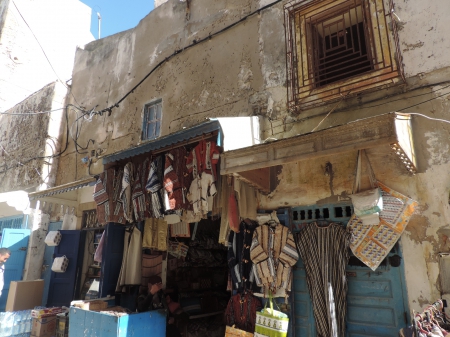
[99,223,125,298]
[47,230,86,307]
[0,228,31,311]
[290,204,409,336]
[41,222,63,306]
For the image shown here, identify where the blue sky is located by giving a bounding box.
[80,0,154,38]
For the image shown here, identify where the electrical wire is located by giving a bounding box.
[93,0,284,116]
[11,0,82,106]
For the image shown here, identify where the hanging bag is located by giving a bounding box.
[349,150,383,226]
[254,292,289,337]
[51,255,69,273]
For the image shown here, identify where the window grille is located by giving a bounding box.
[284,0,404,111]
[142,100,162,141]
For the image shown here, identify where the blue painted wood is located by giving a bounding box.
[100,223,125,298]
[290,204,408,337]
[47,230,86,307]
[41,222,63,306]
[69,307,166,337]
[0,215,26,232]
[0,228,30,311]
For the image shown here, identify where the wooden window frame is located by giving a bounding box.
[285,0,404,112]
[142,100,162,141]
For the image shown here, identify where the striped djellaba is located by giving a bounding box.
[295,223,351,337]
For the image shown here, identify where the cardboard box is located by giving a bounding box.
[71,299,108,311]
[31,316,57,337]
[31,307,66,319]
[5,279,44,312]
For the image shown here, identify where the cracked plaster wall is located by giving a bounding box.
[63,0,450,314]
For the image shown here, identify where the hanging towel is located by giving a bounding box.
[93,231,105,263]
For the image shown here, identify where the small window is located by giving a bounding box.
[285,0,404,111]
[310,2,372,87]
[142,100,162,141]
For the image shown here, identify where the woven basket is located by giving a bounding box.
[225,325,254,337]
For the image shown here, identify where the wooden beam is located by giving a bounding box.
[236,168,271,194]
[221,112,415,175]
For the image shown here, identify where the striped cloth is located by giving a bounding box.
[295,223,351,337]
[250,223,299,297]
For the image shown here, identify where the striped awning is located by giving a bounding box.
[28,177,96,200]
[102,119,222,164]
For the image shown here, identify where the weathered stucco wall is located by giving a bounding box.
[63,0,450,315]
[0,81,66,193]
[0,0,93,111]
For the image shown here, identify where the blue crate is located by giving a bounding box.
[69,307,166,337]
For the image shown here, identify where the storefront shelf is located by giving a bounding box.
[69,307,166,337]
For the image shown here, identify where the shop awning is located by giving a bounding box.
[220,112,416,194]
[102,119,223,165]
[28,177,97,201]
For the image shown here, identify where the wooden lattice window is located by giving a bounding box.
[285,0,404,111]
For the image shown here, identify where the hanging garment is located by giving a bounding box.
[186,173,217,216]
[250,223,298,298]
[234,179,258,220]
[228,182,240,233]
[93,231,105,263]
[227,219,260,293]
[120,162,134,223]
[143,218,168,251]
[132,160,151,222]
[218,175,232,245]
[163,148,191,210]
[146,156,166,218]
[225,292,262,333]
[186,139,220,181]
[295,223,351,337]
[93,168,125,225]
[116,226,143,291]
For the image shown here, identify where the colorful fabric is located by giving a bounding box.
[225,292,262,333]
[228,219,259,293]
[187,173,217,216]
[250,224,298,298]
[146,156,165,218]
[296,223,350,337]
[120,162,134,223]
[347,182,418,271]
[93,168,125,225]
[164,148,191,210]
[132,160,151,221]
[186,140,220,181]
[143,218,168,251]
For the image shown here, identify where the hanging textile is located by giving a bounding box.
[225,292,262,333]
[295,223,350,337]
[146,156,166,218]
[141,253,163,293]
[186,139,220,181]
[186,173,217,216]
[116,226,143,291]
[347,182,418,270]
[227,219,259,293]
[143,218,168,251]
[228,178,240,233]
[120,162,134,223]
[132,160,151,222]
[93,167,125,225]
[234,179,258,221]
[163,148,191,210]
[250,223,299,298]
[218,175,232,245]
